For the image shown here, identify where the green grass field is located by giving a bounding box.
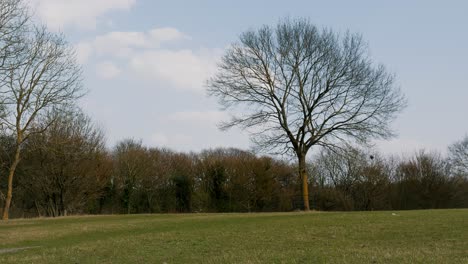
[0,210,467,263]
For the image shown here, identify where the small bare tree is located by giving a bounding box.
[113,139,152,214]
[20,108,110,217]
[0,25,83,219]
[448,136,468,177]
[208,18,406,210]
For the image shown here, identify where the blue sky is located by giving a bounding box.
[28,0,468,155]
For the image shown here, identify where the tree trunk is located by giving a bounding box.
[60,188,66,216]
[2,145,21,220]
[127,193,131,215]
[34,200,42,217]
[298,154,310,211]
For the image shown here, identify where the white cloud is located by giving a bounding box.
[74,42,93,64]
[77,27,188,61]
[76,27,219,91]
[129,49,219,91]
[93,31,148,57]
[148,110,249,151]
[96,61,121,79]
[105,19,115,28]
[150,132,192,147]
[374,138,444,155]
[148,28,190,44]
[30,0,136,31]
[150,133,169,145]
[167,111,228,123]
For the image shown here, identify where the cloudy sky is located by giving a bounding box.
[27,0,468,156]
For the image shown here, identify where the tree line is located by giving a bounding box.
[1,109,467,218]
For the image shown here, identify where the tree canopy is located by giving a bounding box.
[208,18,406,210]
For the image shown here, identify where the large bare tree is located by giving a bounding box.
[0,24,83,219]
[208,19,406,210]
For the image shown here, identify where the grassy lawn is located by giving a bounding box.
[0,210,467,263]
